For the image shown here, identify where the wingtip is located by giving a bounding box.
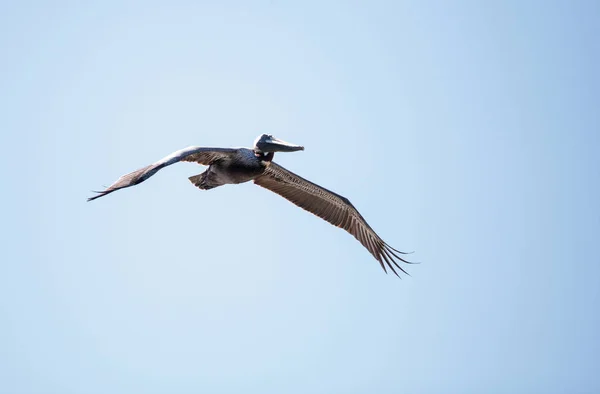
[87,190,107,202]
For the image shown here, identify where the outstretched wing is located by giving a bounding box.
[88,147,237,201]
[253,162,413,276]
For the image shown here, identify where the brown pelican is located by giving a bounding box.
[89,134,413,276]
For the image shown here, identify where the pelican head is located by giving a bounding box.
[254,134,304,153]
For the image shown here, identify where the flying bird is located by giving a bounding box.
[89,134,413,276]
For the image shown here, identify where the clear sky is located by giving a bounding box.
[1,1,599,393]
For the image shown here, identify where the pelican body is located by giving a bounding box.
[89,134,413,276]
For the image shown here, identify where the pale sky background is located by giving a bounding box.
[1,1,599,393]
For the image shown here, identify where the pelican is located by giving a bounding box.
[89,134,413,276]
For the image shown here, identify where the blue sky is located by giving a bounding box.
[1,1,599,393]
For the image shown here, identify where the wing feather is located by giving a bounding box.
[253,162,412,275]
[88,147,237,201]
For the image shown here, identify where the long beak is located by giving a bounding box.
[262,137,304,152]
